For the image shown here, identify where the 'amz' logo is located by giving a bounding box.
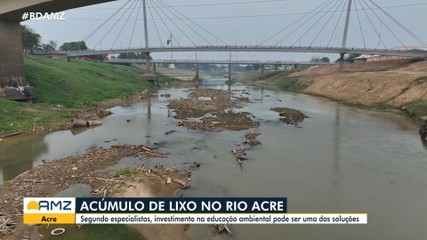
[27,200,72,211]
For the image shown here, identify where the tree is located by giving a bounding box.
[310,56,321,63]
[320,57,330,63]
[311,56,330,63]
[252,64,261,71]
[48,40,57,51]
[347,53,361,62]
[59,41,88,51]
[21,25,41,50]
[41,40,57,52]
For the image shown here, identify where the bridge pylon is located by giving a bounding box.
[143,0,151,72]
[340,0,353,71]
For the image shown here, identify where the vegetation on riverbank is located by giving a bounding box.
[0,56,177,136]
[0,99,75,136]
[403,100,427,119]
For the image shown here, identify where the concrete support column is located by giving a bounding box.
[260,64,265,79]
[339,52,345,71]
[195,63,200,82]
[0,20,25,87]
[145,52,151,72]
[153,63,156,73]
[228,64,231,81]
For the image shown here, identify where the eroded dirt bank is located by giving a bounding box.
[292,60,427,112]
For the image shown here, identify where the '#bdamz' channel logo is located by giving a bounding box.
[23,198,76,224]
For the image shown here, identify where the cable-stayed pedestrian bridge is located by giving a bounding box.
[67,45,427,58]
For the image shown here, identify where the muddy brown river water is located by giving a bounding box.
[0,78,426,239]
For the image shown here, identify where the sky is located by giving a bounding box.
[24,0,427,61]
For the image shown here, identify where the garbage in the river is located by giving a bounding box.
[232,131,262,166]
[270,107,307,127]
[72,118,102,128]
[51,228,66,236]
[168,89,259,131]
[165,130,176,135]
[0,215,16,234]
[214,224,232,235]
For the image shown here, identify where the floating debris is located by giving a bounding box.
[165,130,176,135]
[72,118,102,128]
[126,117,137,123]
[103,138,118,143]
[178,111,259,132]
[51,228,66,236]
[243,132,262,147]
[160,93,171,98]
[215,224,232,235]
[231,131,262,167]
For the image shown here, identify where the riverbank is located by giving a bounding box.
[0,144,191,240]
[0,56,178,139]
[235,59,427,122]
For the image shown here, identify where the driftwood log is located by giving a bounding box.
[72,118,102,128]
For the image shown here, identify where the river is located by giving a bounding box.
[0,78,426,239]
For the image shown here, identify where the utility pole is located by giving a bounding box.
[340,0,353,71]
[143,0,151,72]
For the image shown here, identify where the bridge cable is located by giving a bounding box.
[79,2,427,12]
[83,0,132,44]
[367,0,427,47]
[258,0,334,46]
[291,0,340,47]
[110,0,139,49]
[147,0,165,48]
[360,0,406,49]
[290,0,340,47]
[357,0,387,49]
[309,0,345,47]
[156,0,229,46]
[128,0,143,49]
[93,0,138,49]
[77,2,427,21]
[154,0,289,9]
[153,1,208,46]
[155,0,217,46]
[326,0,348,47]
[273,0,336,46]
[150,0,197,46]
[149,0,181,47]
[354,0,366,49]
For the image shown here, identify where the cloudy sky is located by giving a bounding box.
[24,0,427,61]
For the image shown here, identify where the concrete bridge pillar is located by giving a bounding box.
[194,63,200,82]
[227,64,231,81]
[260,64,265,79]
[0,20,25,88]
[152,63,156,73]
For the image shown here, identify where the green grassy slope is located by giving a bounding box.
[1,56,175,135]
[25,57,151,107]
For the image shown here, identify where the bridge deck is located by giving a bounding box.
[67,45,427,58]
